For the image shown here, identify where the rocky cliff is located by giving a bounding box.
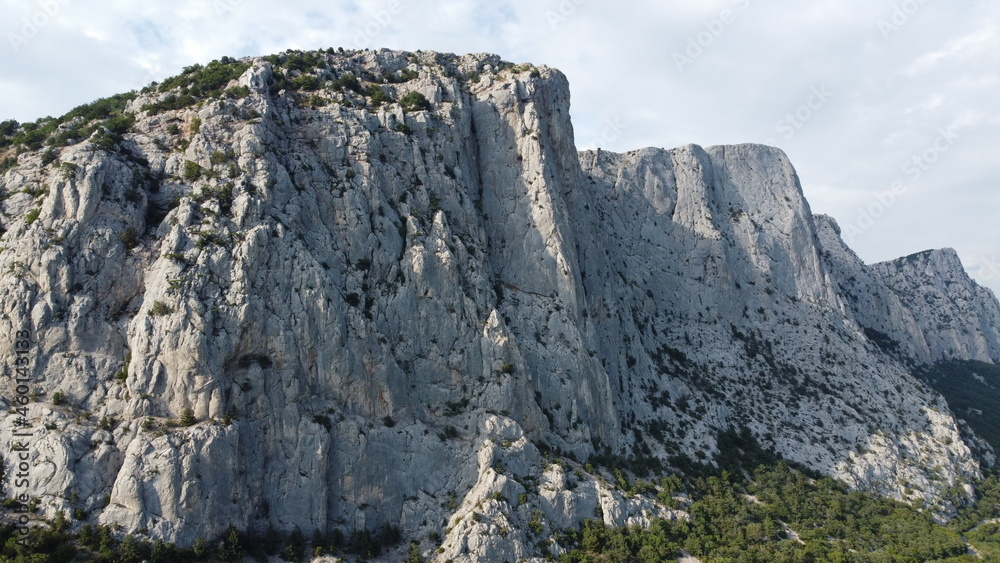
[816,215,1000,365]
[0,49,997,561]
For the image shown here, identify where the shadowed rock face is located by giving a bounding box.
[0,49,996,558]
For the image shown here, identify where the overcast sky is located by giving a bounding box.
[2,0,998,294]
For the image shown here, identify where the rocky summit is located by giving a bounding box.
[0,49,998,561]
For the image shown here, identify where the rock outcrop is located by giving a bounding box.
[815,215,1000,365]
[0,48,996,560]
[872,249,1000,364]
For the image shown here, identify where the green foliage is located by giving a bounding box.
[333,73,363,93]
[282,51,322,72]
[0,155,17,174]
[0,522,76,561]
[561,463,971,562]
[282,526,305,561]
[3,92,138,150]
[182,160,202,181]
[365,85,395,108]
[149,300,171,316]
[119,228,139,249]
[529,509,544,534]
[63,92,137,124]
[180,407,196,426]
[158,57,250,99]
[406,541,425,563]
[345,526,401,558]
[400,91,432,113]
[25,207,41,225]
[291,74,322,91]
[141,94,197,115]
[313,414,332,430]
[191,536,209,558]
[40,148,57,166]
[0,119,18,142]
[193,182,234,214]
[223,85,250,99]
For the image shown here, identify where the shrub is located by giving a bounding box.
[119,228,139,248]
[191,537,209,558]
[0,119,18,138]
[183,160,202,181]
[157,58,250,100]
[334,73,363,93]
[25,208,41,225]
[40,148,58,166]
[283,526,306,561]
[291,74,321,91]
[400,91,432,113]
[223,85,250,99]
[149,300,171,316]
[52,391,65,405]
[0,156,17,174]
[365,85,395,108]
[180,407,196,426]
[210,150,231,165]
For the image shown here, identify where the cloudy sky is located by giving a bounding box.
[3,0,998,293]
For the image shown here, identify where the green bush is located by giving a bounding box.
[119,228,139,248]
[149,300,171,316]
[400,91,432,113]
[0,156,17,174]
[183,160,202,181]
[40,148,58,166]
[180,407,196,426]
[25,207,41,224]
[365,85,395,108]
[291,74,322,91]
[157,57,250,99]
[334,73,363,93]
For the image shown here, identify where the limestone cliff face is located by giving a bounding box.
[814,214,933,362]
[0,49,995,559]
[815,215,1000,365]
[871,250,1000,364]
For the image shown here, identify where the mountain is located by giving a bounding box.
[1,48,998,561]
